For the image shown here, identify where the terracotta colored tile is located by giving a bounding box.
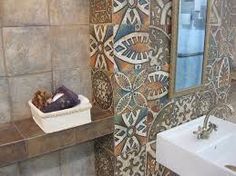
[27,128,76,157]
[90,0,112,24]
[2,0,49,26]
[49,0,89,25]
[113,0,150,29]
[14,118,44,139]
[90,24,114,71]
[0,141,27,167]
[0,124,23,146]
[75,117,114,144]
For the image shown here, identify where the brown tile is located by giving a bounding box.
[49,0,89,25]
[14,118,44,139]
[0,124,23,146]
[75,117,114,144]
[91,106,114,121]
[90,0,112,24]
[27,128,76,157]
[3,26,51,76]
[0,141,27,167]
[1,0,49,26]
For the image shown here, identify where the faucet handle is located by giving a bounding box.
[193,126,204,139]
[208,122,217,131]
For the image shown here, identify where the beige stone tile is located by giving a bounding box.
[0,77,11,124]
[1,0,49,26]
[53,68,92,100]
[50,25,89,70]
[19,151,61,176]
[8,72,52,121]
[60,142,95,176]
[0,163,20,176]
[3,26,51,76]
[0,29,6,76]
[49,0,89,25]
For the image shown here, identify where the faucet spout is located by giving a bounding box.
[194,103,234,140]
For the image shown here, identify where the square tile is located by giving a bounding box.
[90,24,114,71]
[113,0,150,30]
[1,0,49,26]
[114,24,150,71]
[0,29,6,76]
[49,0,89,25]
[3,27,51,76]
[90,0,112,24]
[53,68,91,99]
[60,142,95,176]
[50,25,89,70]
[115,146,146,176]
[114,69,148,115]
[0,78,11,124]
[8,72,52,121]
[114,107,147,156]
[19,151,61,176]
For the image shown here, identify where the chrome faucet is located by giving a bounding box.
[193,103,234,139]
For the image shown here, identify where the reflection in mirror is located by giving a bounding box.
[175,0,208,91]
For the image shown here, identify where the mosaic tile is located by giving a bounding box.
[90,0,112,24]
[92,68,114,113]
[113,0,150,30]
[114,24,150,70]
[90,24,114,71]
[114,69,148,114]
[196,89,217,116]
[150,0,172,27]
[148,101,176,142]
[115,146,146,176]
[95,143,115,176]
[114,107,148,156]
[174,93,199,125]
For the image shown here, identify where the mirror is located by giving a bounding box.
[170,0,210,97]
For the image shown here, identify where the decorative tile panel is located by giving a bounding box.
[114,69,148,114]
[90,24,114,71]
[114,108,147,156]
[113,0,150,30]
[115,146,146,176]
[92,68,114,113]
[90,0,112,24]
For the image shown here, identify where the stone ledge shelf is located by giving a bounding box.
[0,107,114,167]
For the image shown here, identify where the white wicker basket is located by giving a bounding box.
[28,95,92,133]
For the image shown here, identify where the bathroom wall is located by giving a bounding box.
[0,0,95,175]
[0,0,91,123]
[91,0,235,175]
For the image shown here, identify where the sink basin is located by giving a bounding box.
[156,116,236,176]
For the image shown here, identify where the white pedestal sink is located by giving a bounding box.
[156,116,236,176]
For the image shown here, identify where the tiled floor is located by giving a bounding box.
[230,80,236,123]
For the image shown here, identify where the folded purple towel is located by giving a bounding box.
[42,86,80,113]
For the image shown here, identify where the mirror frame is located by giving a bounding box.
[169,0,212,98]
